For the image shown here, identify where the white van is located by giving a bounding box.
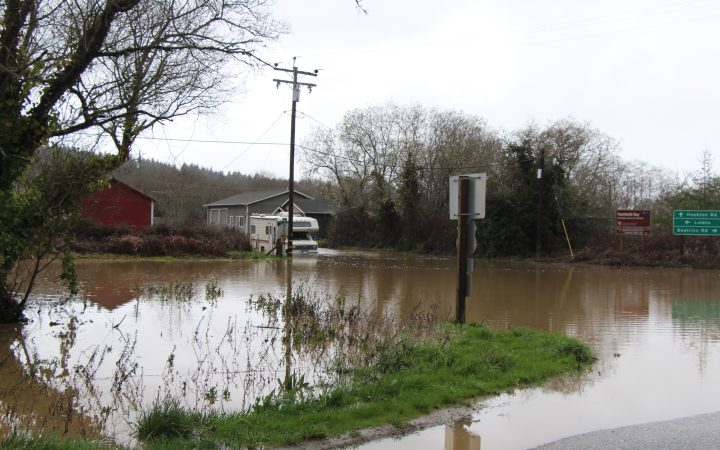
[249,214,319,254]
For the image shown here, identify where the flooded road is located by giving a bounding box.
[1,250,719,448]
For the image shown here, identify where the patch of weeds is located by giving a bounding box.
[556,341,595,364]
[0,433,115,449]
[204,277,223,301]
[227,250,286,260]
[324,388,351,408]
[369,337,420,376]
[511,327,533,338]
[485,350,513,371]
[204,386,218,404]
[136,398,196,440]
[247,294,284,320]
[302,423,329,440]
[143,281,195,301]
[252,373,313,412]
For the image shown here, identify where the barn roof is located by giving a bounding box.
[111,177,157,202]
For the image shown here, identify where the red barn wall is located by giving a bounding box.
[82,180,153,229]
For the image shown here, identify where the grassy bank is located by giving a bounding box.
[72,250,285,262]
[137,323,594,449]
[0,434,110,449]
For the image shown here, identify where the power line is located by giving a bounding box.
[221,111,288,170]
[136,136,289,146]
[296,111,333,131]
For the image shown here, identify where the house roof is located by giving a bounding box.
[283,197,336,215]
[203,189,314,208]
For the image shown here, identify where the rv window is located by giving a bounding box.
[294,221,311,227]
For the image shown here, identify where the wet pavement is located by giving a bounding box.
[535,411,720,450]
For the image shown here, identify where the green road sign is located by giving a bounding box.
[674,226,720,235]
[674,218,720,227]
[673,210,720,219]
[673,210,720,235]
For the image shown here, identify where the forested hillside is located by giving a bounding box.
[112,159,326,227]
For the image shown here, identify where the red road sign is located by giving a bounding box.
[616,210,651,235]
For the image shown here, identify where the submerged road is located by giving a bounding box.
[534,411,720,450]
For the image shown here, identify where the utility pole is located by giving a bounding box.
[273,59,317,257]
[536,147,545,260]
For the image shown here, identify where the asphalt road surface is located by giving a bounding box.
[535,411,720,450]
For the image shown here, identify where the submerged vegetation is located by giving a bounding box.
[133,283,594,448]
[0,280,594,449]
[136,323,594,448]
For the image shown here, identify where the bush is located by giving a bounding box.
[71,223,251,257]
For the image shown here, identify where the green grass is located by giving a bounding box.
[73,251,286,261]
[0,433,119,449]
[138,323,595,449]
[136,399,201,442]
[71,253,215,262]
[226,250,286,260]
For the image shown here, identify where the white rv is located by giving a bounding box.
[249,214,319,254]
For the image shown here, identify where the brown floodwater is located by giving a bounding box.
[1,250,719,449]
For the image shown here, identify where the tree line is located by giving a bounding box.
[300,104,718,255]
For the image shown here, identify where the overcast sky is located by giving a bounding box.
[138,0,720,179]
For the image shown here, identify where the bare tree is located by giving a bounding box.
[1,0,283,166]
[1,0,284,322]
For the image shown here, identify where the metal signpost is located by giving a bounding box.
[673,210,720,235]
[449,173,486,324]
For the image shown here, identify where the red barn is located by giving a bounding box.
[82,178,155,229]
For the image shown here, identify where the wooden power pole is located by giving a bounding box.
[536,147,545,260]
[273,59,317,257]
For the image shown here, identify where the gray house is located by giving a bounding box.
[203,189,335,237]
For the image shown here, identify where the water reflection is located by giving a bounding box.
[445,417,481,450]
[0,323,104,439]
[3,255,720,449]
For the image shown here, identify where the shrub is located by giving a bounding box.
[71,223,251,256]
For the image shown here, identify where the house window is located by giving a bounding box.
[237,217,245,228]
[210,209,220,225]
[229,216,235,227]
[265,225,271,235]
[250,225,256,234]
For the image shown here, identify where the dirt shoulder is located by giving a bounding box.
[276,401,485,450]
